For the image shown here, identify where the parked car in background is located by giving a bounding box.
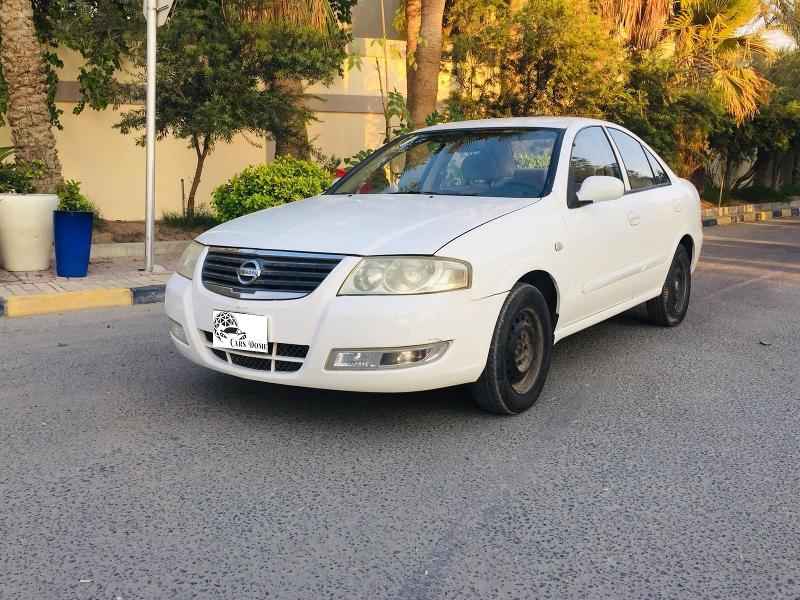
[166,117,702,414]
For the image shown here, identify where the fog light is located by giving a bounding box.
[327,342,449,370]
[169,318,188,344]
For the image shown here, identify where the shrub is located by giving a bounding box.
[732,185,790,204]
[56,179,102,224]
[0,146,45,194]
[779,183,800,197]
[212,156,332,221]
[161,204,221,228]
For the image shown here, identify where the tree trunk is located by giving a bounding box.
[0,0,62,192]
[405,0,421,119]
[752,148,771,187]
[792,152,800,187]
[272,78,310,159]
[408,0,446,128]
[187,138,209,221]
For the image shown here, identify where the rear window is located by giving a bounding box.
[608,129,657,191]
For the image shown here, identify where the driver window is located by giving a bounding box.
[568,127,622,208]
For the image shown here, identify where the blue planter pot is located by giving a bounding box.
[54,210,93,277]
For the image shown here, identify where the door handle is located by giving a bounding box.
[628,210,641,226]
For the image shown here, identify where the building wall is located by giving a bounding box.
[0,1,407,221]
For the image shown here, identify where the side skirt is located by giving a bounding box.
[553,287,662,344]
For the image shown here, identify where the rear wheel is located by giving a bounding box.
[646,245,691,327]
[469,283,553,415]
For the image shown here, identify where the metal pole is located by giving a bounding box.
[144,0,157,272]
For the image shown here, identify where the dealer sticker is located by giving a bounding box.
[212,310,270,353]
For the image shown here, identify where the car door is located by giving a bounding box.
[557,126,641,326]
[606,128,677,295]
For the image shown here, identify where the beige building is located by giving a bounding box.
[0,0,407,220]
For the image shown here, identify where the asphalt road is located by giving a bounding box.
[1,218,799,600]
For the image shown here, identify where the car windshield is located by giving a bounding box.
[330,128,562,198]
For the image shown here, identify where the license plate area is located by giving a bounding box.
[212,310,270,353]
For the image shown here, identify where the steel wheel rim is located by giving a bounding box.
[505,307,544,395]
[668,260,688,314]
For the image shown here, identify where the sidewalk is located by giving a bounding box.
[0,254,179,317]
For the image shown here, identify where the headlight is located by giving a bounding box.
[176,241,205,280]
[339,257,470,295]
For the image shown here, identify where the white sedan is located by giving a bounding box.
[166,117,702,414]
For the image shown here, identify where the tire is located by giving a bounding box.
[646,245,691,327]
[469,283,553,415]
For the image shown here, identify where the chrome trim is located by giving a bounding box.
[202,282,309,300]
[202,246,347,300]
[209,246,347,261]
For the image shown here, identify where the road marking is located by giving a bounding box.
[704,237,800,250]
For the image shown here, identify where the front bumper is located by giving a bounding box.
[165,261,505,393]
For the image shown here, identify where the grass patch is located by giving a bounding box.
[161,204,221,228]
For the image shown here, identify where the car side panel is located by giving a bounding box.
[436,194,574,317]
[622,185,677,293]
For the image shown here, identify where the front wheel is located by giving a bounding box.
[646,245,691,327]
[469,283,553,415]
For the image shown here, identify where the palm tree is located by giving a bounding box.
[768,0,800,41]
[227,0,339,158]
[594,0,675,49]
[407,0,447,128]
[0,0,62,192]
[405,0,422,124]
[671,0,776,122]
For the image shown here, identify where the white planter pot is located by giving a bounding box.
[0,193,59,272]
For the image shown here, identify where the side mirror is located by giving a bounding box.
[576,176,625,203]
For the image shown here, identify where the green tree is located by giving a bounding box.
[710,50,800,189]
[114,0,346,219]
[1,0,142,127]
[447,0,630,119]
[0,0,140,191]
[228,0,357,158]
[671,0,775,123]
[614,52,726,179]
[0,0,62,191]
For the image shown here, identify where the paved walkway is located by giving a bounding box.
[0,254,178,298]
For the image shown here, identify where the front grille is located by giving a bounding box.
[230,352,270,370]
[275,343,309,358]
[201,330,307,373]
[202,247,345,299]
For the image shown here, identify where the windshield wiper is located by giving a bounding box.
[390,190,483,196]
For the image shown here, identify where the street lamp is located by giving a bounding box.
[142,0,174,273]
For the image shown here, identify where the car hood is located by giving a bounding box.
[198,193,539,255]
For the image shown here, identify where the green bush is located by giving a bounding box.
[0,146,45,194]
[57,179,102,223]
[779,183,800,197]
[212,156,332,221]
[732,185,790,204]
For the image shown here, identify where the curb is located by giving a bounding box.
[702,206,799,228]
[0,284,165,318]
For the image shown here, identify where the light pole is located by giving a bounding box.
[143,0,173,273]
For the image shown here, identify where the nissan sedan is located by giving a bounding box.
[166,117,702,414]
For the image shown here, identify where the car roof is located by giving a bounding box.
[417,116,614,132]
